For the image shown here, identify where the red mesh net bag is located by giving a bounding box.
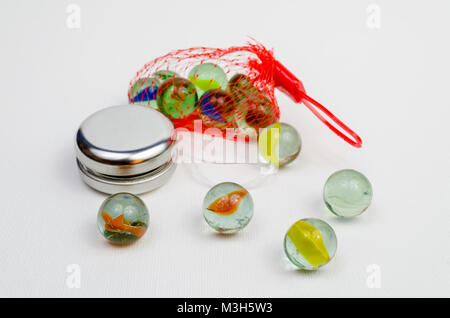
[128,41,362,148]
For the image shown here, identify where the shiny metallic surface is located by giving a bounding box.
[76,105,176,176]
[75,105,177,193]
[77,159,176,194]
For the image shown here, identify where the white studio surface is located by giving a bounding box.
[0,0,449,297]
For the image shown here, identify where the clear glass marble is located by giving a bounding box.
[129,77,160,109]
[227,73,258,103]
[323,169,373,217]
[188,63,228,96]
[156,77,198,119]
[202,182,253,234]
[259,122,302,167]
[227,73,277,129]
[284,218,337,270]
[97,193,149,245]
[198,89,236,127]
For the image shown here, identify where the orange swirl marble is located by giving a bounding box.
[101,212,146,238]
[207,188,248,215]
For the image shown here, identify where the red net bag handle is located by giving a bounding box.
[273,60,362,148]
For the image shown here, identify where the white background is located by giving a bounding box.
[0,0,449,297]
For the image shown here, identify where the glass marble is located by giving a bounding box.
[323,169,373,217]
[199,89,236,127]
[245,98,276,128]
[152,70,178,82]
[284,218,337,270]
[156,77,198,119]
[202,182,253,234]
[227,74,276,128]
[258,122,301,167]
[188,63,228,96]
[227,73,258,103]
[97,193,149,245]
[129,77,160,109]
